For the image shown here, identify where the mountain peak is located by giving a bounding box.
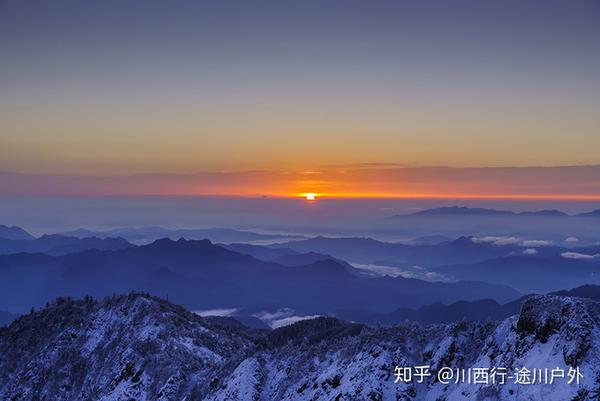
[147,237,213,249]
[0,293,254,401]
[292,258,355,279]
[0,225,35,240]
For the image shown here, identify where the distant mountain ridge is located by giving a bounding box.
[269,234,600,284]
[0,225,34,240]
[407,206,569,217]
[0,234,133,256]
[576,209,600,218]
[270,235,550,267]
[222,243,364,275]
[59,226,305,244]
[0,237,520,313]
[431,253,600,293]
[550,284,600,300]
[412,206,515,216]
[341,284,600,326]
[340,297,527,326]
[395,205,600,218]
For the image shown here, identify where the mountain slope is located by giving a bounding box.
[1,294,599,401]
[208,295,600,401]
[0,293,255,401]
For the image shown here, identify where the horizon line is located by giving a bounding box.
[2,193,600,202]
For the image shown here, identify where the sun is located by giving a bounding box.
[304,193,317,201]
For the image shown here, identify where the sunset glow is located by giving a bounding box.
[3,165,600,200]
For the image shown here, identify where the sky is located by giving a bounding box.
[1,0,600,198]
[2,166,600,199]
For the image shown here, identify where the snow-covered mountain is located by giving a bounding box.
[0,294,255,401]
[1,293,598,401]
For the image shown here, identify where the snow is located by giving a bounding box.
[206,358,262,401]
[3,293,600,401]
[253,308,323,328]
[177,337,224,363]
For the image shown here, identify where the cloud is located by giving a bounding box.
[472,236,554,247]
[193,308,238,317]
[561,252,599,260]
[523,248,538,255]
[253,308,322,329]
[269,315,322,329]
[351,263,449,282]
[522,240,553,247]
[472,236,521,246]
[253,308,294,322]
[565,236,579,244]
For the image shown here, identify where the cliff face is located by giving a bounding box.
[1,294,598,401]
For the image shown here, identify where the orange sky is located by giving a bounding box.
[2,165,600,200]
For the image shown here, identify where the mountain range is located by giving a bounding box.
[0,238,519,314]
[0,293,597,401]
[201,284,600,329]
[0,234,133,256]
[269,235,585,267]
[431,253,600,293]
[59,226,305,244]
[4,223,600,312]
[338,297,527,326]
[401,206,600,217]
[222,243,362,273]
[341,284,600,326]
[267,236,600,292]
[270,235,521,266]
